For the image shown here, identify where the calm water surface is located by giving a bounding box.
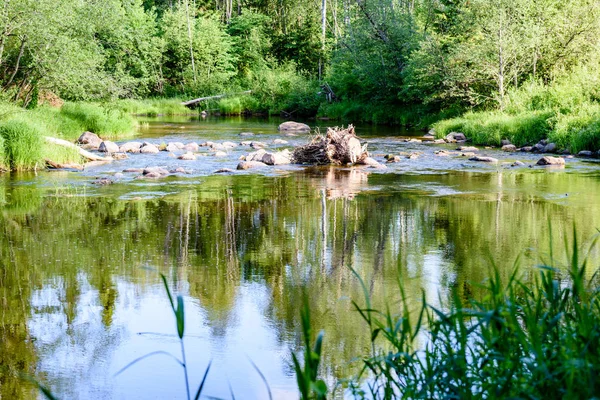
[2,116,600,399]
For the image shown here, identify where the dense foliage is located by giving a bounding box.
[0,0,600,145]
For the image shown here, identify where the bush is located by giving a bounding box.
[0,120,43,170]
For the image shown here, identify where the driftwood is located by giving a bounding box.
[45,159,84,170]
[44,136,113,162]
[293,125,367,165]
[182,90,252,107]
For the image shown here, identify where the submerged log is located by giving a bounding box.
[44,136,113,162]
[47,137,108,161]
[292,125,367,165]
[45,159,84,170]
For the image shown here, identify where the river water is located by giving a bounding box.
[2,116,600,399]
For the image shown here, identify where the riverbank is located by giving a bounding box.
[0,102,137,171]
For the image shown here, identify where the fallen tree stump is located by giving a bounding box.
[292,125,367,165]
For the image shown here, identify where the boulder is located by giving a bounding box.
[112,152,128,160]
[445,132,467,142]
[457,146,478,152]
[223,141,238,149]
[511,161,526,166]
[520,146,533,152]
[469,156,498,163]
[170,167,189,174]
[433,139,446,144]
[200,141,214,147]
[239,132,254,136]
[166,143,182,153]
[262,152,291,165]
[246,149,267,162]
[386,156,401,163]
[184,142,199,152]
[178,152,196,160]
[141,172,162,179]
[544,143,557,153]
[406,153,420,160]
[143,167,170,176]
[237,161,267,170]
[214,151,228,157]
[240,141,253,146]
[578,150,594,157]
[99,141,119,153]
[210,143,226,151]
[502,144,517,152]
[215,168,235,173]
[536,156,565,166]
[119,142,143,153]
[532,143,545,152]
[278,121,311,132]
[435,150,450,157]
[250,141,268,149]
[123,168,144,173]
[273,139,289,144]
[140,143,159,154]
[78,131,103,149]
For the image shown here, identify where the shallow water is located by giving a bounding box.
[2,116,600,399]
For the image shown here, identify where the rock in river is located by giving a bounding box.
[140,143,159,154]
[278,121,310,132]
[78,131,103,150]
[99,141,119,153]
[457,146,478,152]
[537,156,565,166]
[262,152,291,165]
[445,132,467,142]
[178,152,196,160]
[119,142,143,153]
[469,156,498,163]
[502,144,517,152]
[237,161,267,170]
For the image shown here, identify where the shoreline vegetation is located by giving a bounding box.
[1,1,600,170]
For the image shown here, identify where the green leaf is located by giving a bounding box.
[176,295,185,339]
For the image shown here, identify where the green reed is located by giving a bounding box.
[344,227,600,398]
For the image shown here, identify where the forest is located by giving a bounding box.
[0,0,600,153]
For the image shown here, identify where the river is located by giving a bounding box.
[1,116,600,399]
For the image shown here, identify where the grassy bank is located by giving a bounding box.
[432,69,600,152]
[0,102,137,171]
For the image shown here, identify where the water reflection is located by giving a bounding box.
[1,167,600,398]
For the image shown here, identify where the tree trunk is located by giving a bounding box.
[44,137,113,162]
[185,0,197,83]
[4,36,26,89]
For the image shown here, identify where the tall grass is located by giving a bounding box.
[0,120,43,170]
[110,99,192,116]
[0,134,6,171]
[433,110,552,146]
[60,103,136,139]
